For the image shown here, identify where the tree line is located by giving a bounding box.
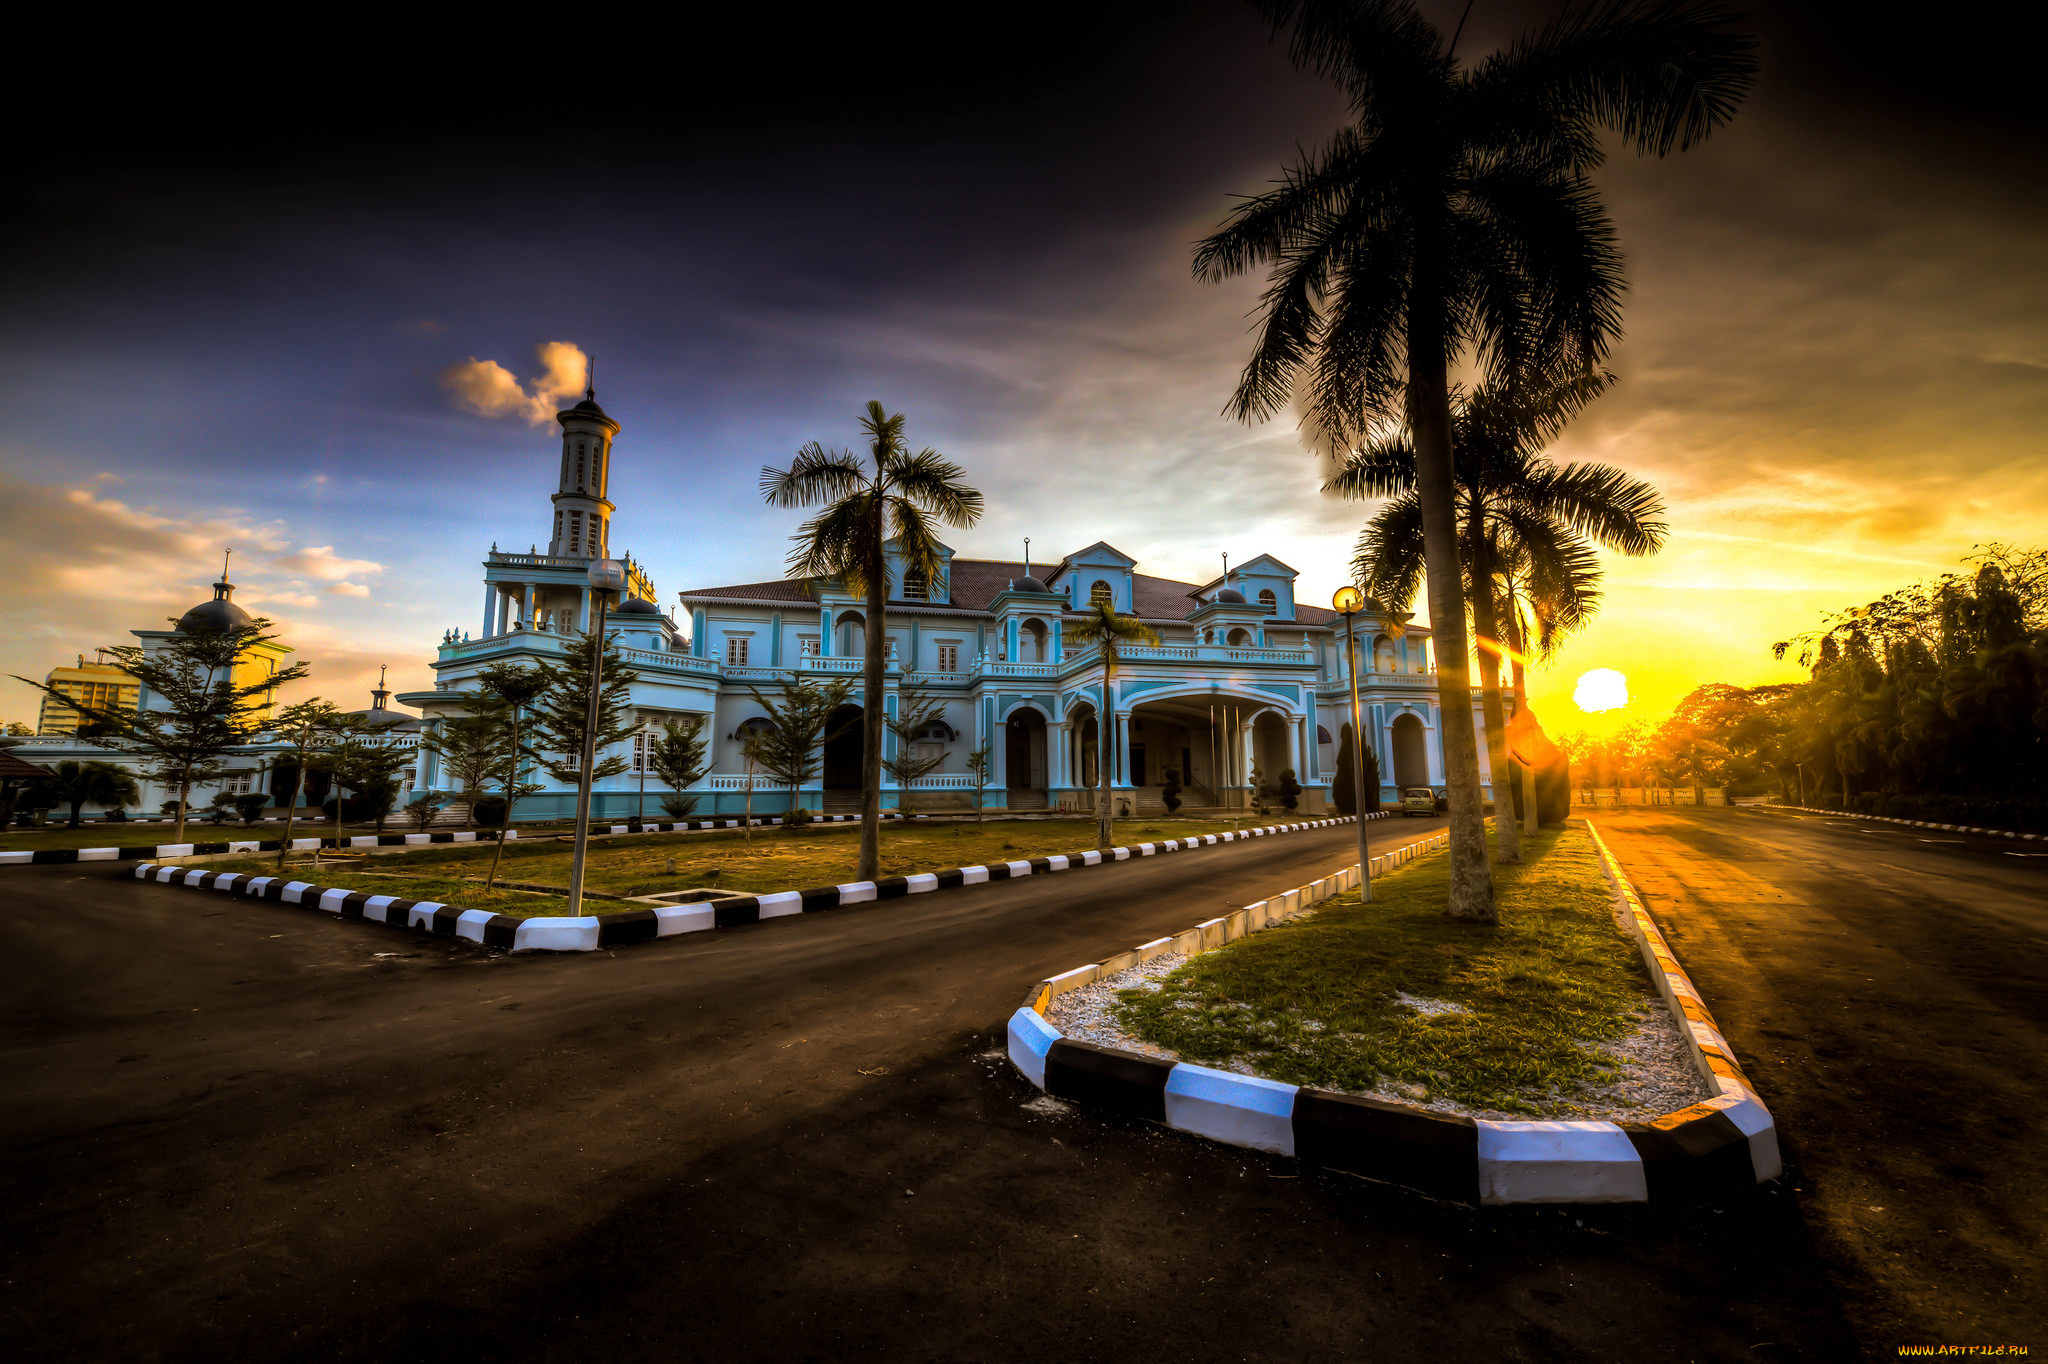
[1557,546,2048,832]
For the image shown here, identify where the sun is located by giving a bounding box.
[1573,668,1630,713]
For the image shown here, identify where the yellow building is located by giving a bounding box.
[36,657,140,735]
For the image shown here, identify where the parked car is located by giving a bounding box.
[1401,787,1436,817]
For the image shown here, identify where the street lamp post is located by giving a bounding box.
[567,558,626,918]
[1332,586,1373,903]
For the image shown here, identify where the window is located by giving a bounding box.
[937,643,958,672]
[221,772,254,795]
[1258,589,1277,613]
[902,569,928,601]
[632,731,648,773]
[1090,580,1113,609]
[799,636,820,657]
[726,636,750,666]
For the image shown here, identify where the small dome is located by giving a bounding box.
[177,579,254,633]
[613,596,660,616]
[1008,576,1048,593]
[1213,588,1247,605]
[570,396,608,418]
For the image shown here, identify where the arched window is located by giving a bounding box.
[1227,627,1254,647]
[736,716,776,746]
[1374,636,1397,673]
[1258,589,1277,613]
[1090,580,1113,609]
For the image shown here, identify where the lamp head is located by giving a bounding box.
[587,558,627,595]
[1332,585,1365,615]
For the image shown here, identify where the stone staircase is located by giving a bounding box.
[1004,788,1048,811]
[823,791,862,815]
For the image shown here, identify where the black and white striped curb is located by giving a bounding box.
[0,812,921,867]
[1006,821,1781,1205]
[129,815,1381,952]
[1758,804,2042,841]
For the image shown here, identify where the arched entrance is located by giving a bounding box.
[1005,707,1047,791]
[1391,712,1429,790]
[1069,704,1101,791]
[823,704,863,789]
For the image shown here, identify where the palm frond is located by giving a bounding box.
[1529,461,1667,554]
[889,449,985,527]
[1324,430,1417,500]
[1354,492,1426,611]
[761,443,867,508]
[786,495,875,587]
[1471,0,1756,161]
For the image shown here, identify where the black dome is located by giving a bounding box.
[178,581,254,633]
[614,596,660,616]
[1213,588,1247,605]
[570,396,608,417]
[1008,576,1048,593]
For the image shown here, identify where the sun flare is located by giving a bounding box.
[1573,668,1630,713]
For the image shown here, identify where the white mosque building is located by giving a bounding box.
[400,387,1495,820]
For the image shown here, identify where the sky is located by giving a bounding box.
[3,1,2042,737]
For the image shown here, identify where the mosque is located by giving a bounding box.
[9,386,1495,822]
[400,386,1493,820]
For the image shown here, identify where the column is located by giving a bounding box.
[577,588,591,634]
[993,707,1007,787]
[769,613,783,667]
[1288,716,1303,781]
[1118,712,1133,787]
[522,583,536,627]
[481,582,496,638]
[1048,721,1066,789]
[821,606,834,656]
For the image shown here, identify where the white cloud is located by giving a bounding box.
[275,545,384,581]
[327,581,371,598]
[440,341,589,426]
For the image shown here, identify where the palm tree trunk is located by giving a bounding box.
[1408,287,1497,923]
[857,522,887,882]
[1466,516,1520,864]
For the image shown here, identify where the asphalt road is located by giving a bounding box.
[0,808,1987,1361]
[1592,806,2047,1355]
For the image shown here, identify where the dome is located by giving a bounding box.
[1213,588,1247,605]
[1008,576,1048,593]
[177,579,254,633]
[570,397,608,417]
[614,596,660,616]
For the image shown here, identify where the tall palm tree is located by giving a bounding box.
[1335,372,1665,863]
[762,402,984,881]
[1063,602,1160,851]
[1196,0,1751,920]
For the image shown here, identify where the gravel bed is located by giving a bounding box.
[1045,954,1713,1123]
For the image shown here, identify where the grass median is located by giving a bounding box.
[198,814,1296,918]
[1110,823,1652,1116]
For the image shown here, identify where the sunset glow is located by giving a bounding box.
[1574,669,1631,713]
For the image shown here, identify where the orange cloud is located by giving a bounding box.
[440,341,588,426]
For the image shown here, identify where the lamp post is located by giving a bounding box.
[1332,586,1373,903]
[566,558,626,918]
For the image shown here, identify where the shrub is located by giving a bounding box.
[1277,768,1302,811]
[103,807,128,822]
[1160,766,1184,814]
[159,800,184,816]
[234,793,269,824]
[403,795,443,831]
[781,806,813,829]
[470,795,508,828]
[206,792,238,825]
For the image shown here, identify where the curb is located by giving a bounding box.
[1756,804,2041,841]
[0,812,928,867]
[1005,821,1782,1206]
[128,814,1386,952]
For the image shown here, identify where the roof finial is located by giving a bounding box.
[1024,537,1030,579]
[586,353,596,401]
[372,664,391,710]
[1222,551,1229,585]
[221,548,232,581]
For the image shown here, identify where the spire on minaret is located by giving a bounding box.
[586,354,596,401]
[371,665,391,711]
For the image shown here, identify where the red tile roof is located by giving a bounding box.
[678,558,1345,627]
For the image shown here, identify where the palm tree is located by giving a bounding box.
[762,402,984,882]
[1334,371,1664,863]
[1195,0,1751,920]
[1063,601,1160,851]
[46,760,140,827]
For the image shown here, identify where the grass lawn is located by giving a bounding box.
[1111,824,1652,1116]
[198,814,1289,918]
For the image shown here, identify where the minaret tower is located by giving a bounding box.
[547,375,620,560]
